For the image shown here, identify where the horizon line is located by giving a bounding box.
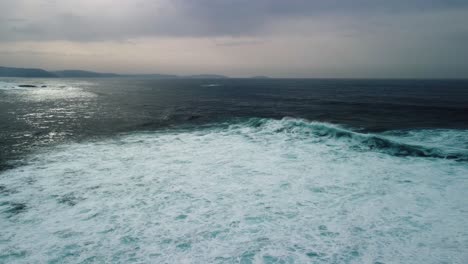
[1,65,468,80]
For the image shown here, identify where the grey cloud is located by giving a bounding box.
[214,40,265,47]
[0,50,101,57]
[1,0,468,41]
[1,0,467,78]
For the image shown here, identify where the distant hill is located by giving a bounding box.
[0,66,230,79]
[0,66,57,78]
[53,70,120,78]
[120,74,179,79]
[249,76,271,79]
[186,74,229,79]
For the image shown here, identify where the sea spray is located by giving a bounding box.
[1,118,467,263]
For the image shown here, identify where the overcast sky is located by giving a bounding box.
[1,0,468,78]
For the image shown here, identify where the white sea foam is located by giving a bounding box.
[1,118,467,263]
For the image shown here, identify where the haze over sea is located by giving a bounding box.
[1,78,467,263]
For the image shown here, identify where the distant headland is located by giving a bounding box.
[0,66,270,79]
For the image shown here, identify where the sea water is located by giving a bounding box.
[0,79,467,263]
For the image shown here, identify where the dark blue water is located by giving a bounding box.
[1,78,468,263]
[1,78,467,168]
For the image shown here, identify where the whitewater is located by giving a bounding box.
[1,118,467,263]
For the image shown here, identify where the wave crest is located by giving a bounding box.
[232,118,468,161]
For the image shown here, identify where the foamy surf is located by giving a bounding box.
[1,118,467,263]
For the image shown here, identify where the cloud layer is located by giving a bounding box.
[1,0,467,77]
[1,0,467,41]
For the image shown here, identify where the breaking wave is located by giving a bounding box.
[1,118,467,263]
[234,118,468,161]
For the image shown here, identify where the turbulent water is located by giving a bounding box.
[0,78,468,263]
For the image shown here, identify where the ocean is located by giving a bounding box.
[0,78,467,263]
